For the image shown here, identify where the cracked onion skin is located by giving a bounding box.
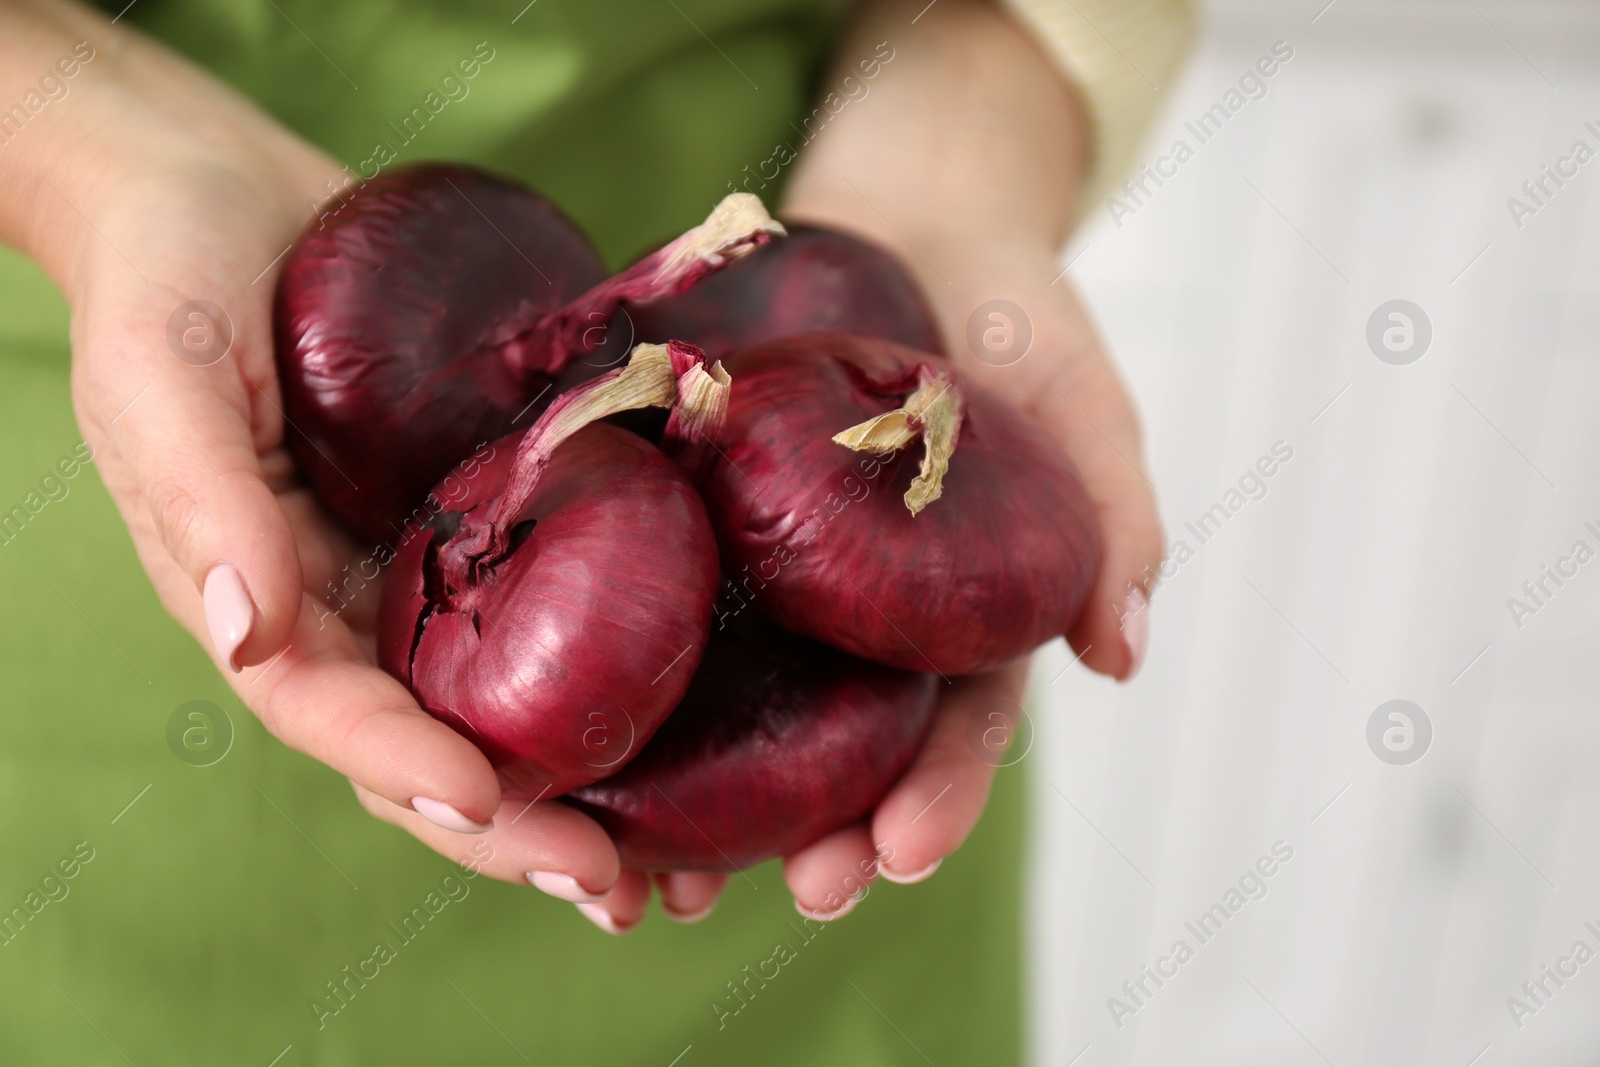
[275,163,613,542]
[700,332,1101,676]
[566,613,937,871]
[623,224,945,360]
[377,423,719,799]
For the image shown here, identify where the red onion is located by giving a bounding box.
[275,165,782,541]
[698,332,1101,676]
[567,613,937,871]
[623,223,945,360]
[377,343,729,799]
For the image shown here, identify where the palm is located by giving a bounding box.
[62,107,634,896]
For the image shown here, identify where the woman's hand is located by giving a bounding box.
[781,0,1165,912]
[569,0,1166,931]
[781,0,1165,915]
[1,2,625,902]
[762,237,1163,917]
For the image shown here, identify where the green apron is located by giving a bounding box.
[0,2,1025,1062]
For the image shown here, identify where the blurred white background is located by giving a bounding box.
[1028,1,1600,1064]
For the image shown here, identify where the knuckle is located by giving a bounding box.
[354,787,404,827]
[246,652,312,746]
[144,475,210,566]
[251,692,290,745]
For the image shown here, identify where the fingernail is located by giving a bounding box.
[1119,590,1148,680]
[528,871,611,904]
[576,902,631,935]
[659,873,717,923]
[410,796,493,834]
[664,901,717,924]
[794,894,861,922]
[203,564,253,672]
[881,858,942,885]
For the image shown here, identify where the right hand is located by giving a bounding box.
[2,1,626,904]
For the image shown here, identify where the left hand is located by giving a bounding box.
[1,5,623,908]
[572,0,1166,932]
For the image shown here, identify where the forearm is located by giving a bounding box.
[0,0,112,271]
[783,0,1089,257]
[0,0,331,299]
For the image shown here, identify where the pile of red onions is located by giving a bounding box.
[274,163,1100,871]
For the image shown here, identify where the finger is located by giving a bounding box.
[784,824,879,921]
[1030,344,1164,681]
[653,871,730,924]
[236,596,505,828]
[118,489,503,835]
[74,241,302,671]
[872,663,1027,880]
[574,869,651,935]
[353,784,621,896]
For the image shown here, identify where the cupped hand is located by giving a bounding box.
[775,233,1164,916]
[576,215,1165,934]
[14,10,624,900]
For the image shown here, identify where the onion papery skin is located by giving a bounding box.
[624,224,945,361]
[275,163,615,542]
[377,423,720,799]
[567,614,937,871]
[701,333,1101,676]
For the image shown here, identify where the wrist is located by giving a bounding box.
[781,188,1064,278]
[780,0,1089,267]
[0,17,110,281]
[0,12,337,303]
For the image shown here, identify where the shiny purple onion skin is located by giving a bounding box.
[702,333,1101,676]
[275,163,616,543]
[623,224,945,361]
[377,423,720,799]
[567,615,937,871]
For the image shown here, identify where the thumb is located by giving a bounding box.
[1035,358,1164,681]
[75,263,303,671]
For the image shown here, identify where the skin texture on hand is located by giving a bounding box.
[571,0,1167,933]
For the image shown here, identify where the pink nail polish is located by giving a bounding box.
[794,894,860,922]
[1120,591,1148,679]
[410,796,493,834]
[203,564,253,672]
[658,873,717,923]
[881,858,942,885]
[664,901,717,924]
[576,902,629,935]
[528,871,611,903]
